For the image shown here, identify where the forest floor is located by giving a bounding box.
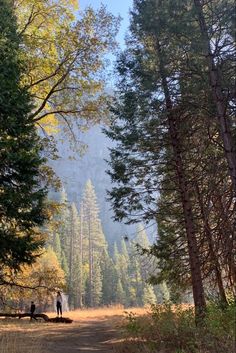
[0,307,146,353]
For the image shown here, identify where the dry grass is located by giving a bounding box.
[115,304,235,353]
[0,319,45,353]
[47,305,148,322]
[0,306,148,353]
[0,331,42,353]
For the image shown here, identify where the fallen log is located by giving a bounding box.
[0,313,73,323]
[47,317,73,323]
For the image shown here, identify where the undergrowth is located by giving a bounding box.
[117,303,235,353]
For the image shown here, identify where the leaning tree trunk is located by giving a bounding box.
[193,0,236,195]
[156,38,206,322]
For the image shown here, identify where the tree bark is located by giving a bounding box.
[155,38,206,322]
[195,183,228,307]
[193,0,236,195]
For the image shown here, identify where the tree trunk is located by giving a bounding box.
[79,204,84,308]
[88,212,93,307]
[195,183,228,307]
[193,0,236,194]
[155,38,206,322]
[69,206,74,308]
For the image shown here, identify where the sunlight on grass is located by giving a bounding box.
[47,305,148,321]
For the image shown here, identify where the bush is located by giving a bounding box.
[119,303,235,353]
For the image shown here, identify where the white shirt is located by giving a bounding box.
[56,294,62,304]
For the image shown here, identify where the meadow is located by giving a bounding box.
[0,306,146,353]
[0,304,234,353]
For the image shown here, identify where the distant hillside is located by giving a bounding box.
[49,125,136,245]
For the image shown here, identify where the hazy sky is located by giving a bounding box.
[79,0,133,47]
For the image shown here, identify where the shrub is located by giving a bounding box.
[119,303,235,353]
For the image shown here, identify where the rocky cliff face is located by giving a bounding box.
[49,125,134,244]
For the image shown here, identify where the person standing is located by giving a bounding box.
[30,301,37,321]
[56,291,63,317]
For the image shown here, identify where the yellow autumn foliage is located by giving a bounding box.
[14,0,118,136]
[0,248,65,310]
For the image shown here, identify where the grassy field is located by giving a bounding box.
[0,305,234,353]
[48,305,147,321]
[0,306,146,353]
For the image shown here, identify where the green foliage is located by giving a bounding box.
[123,304,235,353]
[100,250,118,305]
[46,185,160,308]
[0,248,65,311]
[90,262,102,307]
[115,279,126,305]
[143,284,157,306]
[0,0,48,271]
[15,0,120,142]
[105,0,235,314]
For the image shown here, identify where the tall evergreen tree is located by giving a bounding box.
[52,233,62,263]
[143,284,157,306]
[128,246,143,306]
[0,0,47,272]
[113,240,130,305]
[80,180,107,307]
[193,0,236,192]
[115,279,126,305]
[100,249,118,305]
[67,203,80,307]
[52,187,71,278]
[105,0,235,320]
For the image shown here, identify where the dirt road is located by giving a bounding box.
[0,307,148,353]
[43,319,119,353]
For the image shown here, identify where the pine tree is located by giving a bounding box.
[80,180,107,307]
[115,279,126,305]
[68,203,80,307]
[105,0,236,320]
[61,251,69,279]
[58,188,71,259]
[91,261,103,307]
[54,188,71,278]
[0,0,47,271]
[100,250,118,305]
[113,241,130,305]
[135,225,152,282]
[159,282,170,304]
[193,0,236,192]
[53,233,62,263]
[143,284,157,306]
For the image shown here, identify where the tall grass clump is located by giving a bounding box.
[118,303,235,353]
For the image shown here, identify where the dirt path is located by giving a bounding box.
[42,318,120,353]
[0,307,145,353]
